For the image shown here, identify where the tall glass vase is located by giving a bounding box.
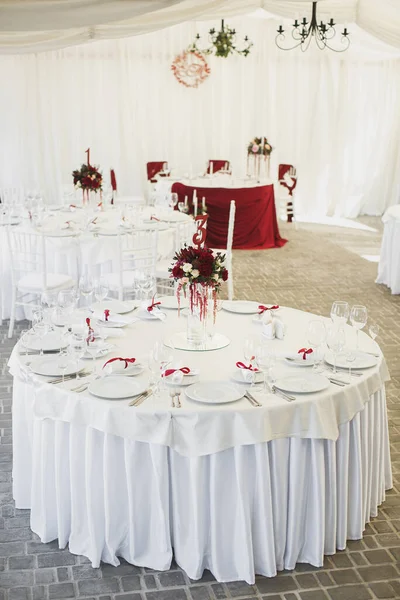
[186,283,208,347]
[82,189,89,206]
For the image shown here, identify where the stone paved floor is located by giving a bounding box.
[1,217,400,600]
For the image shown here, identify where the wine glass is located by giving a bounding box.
[330,301,349,324]
[85,330,104,376]
[307,320,327,372]
[350,305,368,350]
[326,326,346,374]
[94,278,109,303]
[168,193,178,210]
[255,345,275,395]
[32,310,49,356]
[243,338,257,386]
[138,274,155,300]
[69,332,85,379]
[57,350,70,383]
[152,342,173,392]
[178,202,189,214]
[19,329,33,358]
[79,272,94,309]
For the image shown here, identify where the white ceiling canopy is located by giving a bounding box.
[0,0,398,53]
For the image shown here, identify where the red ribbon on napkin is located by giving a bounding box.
[147,295,161,312]
[163,367,190,377]
[104,309,110,322]
[90,217,98,225]
[236,361,259,371]
[150,215,160,222]
[69,204,76,209]
[298,347,313,360]
[103,357,136,370]
[85,317,95,344]
[258,305,279,314]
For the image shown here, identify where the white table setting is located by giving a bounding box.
[9,294,392,584]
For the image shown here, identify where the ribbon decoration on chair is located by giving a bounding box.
[163,367,191,377]
[103,357,136,369]
[110,169,117,205]
[104,309,110,321]
[278,164,297,197]
[85,317,95,344]
[147,295,161,312]
[298,347,313,360]
[192,215,208,248]
[236,361,259,371]
[258,304,279,314]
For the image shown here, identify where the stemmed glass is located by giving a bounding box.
[20,329,34,358]
[85,330,104,377]
[307,320,327,372]
[32,310,49,356]
[350,305,368,350]
[69,332,85,379]
[255,345,275,395]
[330,301,349,324]
[57,350,70,383]
[79,272,94,309]
[178,202,189,214]
[94,278,109,304]
[137,274,155,300]
[152,342,173,393]
[168,193,178,211]
[57,289,77,324]
[326,326,346,374]
[243,338,256,387]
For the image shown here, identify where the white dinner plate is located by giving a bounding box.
[30,357,85,377]
[284,356,316,367]
[25,333,68,352]
[274,374,330,394]
[158,296,189,310]
[90,300,137,314]
[185,381,244,404]
[324,351,377,370]
[231,370,264,384]
[88,376,147,399]
[222,301,260,314]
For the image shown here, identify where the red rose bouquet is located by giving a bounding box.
[169,245,228,320]
[72,163,102,192]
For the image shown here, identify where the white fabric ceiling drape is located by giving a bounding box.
[0,0,398,53]
[0,15,399,218]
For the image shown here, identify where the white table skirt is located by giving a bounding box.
[376,207,400,295]
[13,378,391,583]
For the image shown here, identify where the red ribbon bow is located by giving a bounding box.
[85,317,95,344]
[104,309,110,322]
[258,305,279,314]
[150,215,160,222]
[103,357,136,370]
[236,361,259,371]
[298,348,313,360]
[69,204,76,209]
[147,295,161,312]
[163,367,190,378]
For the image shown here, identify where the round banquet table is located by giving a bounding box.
[9,304,391,584]
[170,178,287,250]
[0,206,192,320]
[376,204,400,294]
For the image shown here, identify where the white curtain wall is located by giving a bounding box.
[0,15,399,218]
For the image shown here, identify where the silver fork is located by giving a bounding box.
[175,391,182,408]
[170,390,176,408]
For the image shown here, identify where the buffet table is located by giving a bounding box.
[171,179,286,250]
[376,204,400,294]
[9,304,391,583]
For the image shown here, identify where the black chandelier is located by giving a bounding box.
[275,1,350,53]
[190,20,253,58]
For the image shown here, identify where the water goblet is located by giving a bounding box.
[94,278,109,303]
[346,351,356,383]
[307,320,327,372]
[330,301,349,324]
[79,272,94,309]
[57,350,70,383]
[326,326,346,374]
[350,305,368,350]
[243,338,257,387]
[255,345,275,395]
[153,342,173,392]
[69,332,85,379]
[32,310,49,356]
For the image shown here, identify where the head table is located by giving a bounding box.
[9,303,391,584]
[160,176,287,250]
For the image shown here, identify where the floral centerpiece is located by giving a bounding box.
[72,148,102,204]
[247,137,273,156]
[169,245,228,344]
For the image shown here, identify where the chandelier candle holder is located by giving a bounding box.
[247,137,273,181]
[72,148,103,205]
[190,19,253,58]
[275,1,350,53]
[169,239,228,348]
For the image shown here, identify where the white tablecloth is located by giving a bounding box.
[10,306,392,582]
[376,205,400,294]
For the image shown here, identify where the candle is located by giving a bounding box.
[210,161,213,176]
[193,196,198,218]
[202,196,206,209]
[225,162,228,171]
[184,195,188,207]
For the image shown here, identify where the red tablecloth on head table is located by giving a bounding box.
[171,182,287,250]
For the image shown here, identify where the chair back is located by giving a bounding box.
[206,160,230,175]
[6,227,47,289]
[226,200,236,301]
[147,162,168,182]
[174,220,196,252]
[114,229,158,300]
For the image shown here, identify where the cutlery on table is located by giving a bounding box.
[271,385,296,402]
[245,391,262,407]
[325,366,362,377]
[328,377,346,387]
[50,371,91,384]
[129,388,154,407]
[175,392,182,408]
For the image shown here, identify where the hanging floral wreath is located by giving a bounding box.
[171,50,210,88]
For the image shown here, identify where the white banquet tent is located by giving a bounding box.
[0,0,399,218]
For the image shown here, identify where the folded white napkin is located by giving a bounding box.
[92,310,132,325]
[262,313,285,340]
[140,301,165,320]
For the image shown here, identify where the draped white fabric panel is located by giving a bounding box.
[0,16,399,217]
[0,0,399,53]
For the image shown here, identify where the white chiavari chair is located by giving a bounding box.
[209,200,236,301]
[277,165,298,228]
[156,220,196,296]
[101,229,158,301]
[6,228,75,337]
